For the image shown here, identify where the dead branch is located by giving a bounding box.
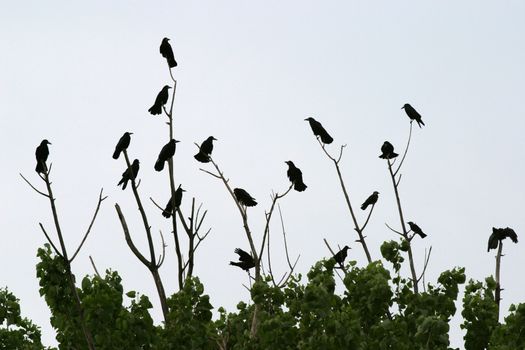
[89,255,102,278]
[20,173,50,198]
[38,223,62,258]
[115,204,151,268]
[70,189,107,262]
[393,122,413,177]
[315,138,373,263]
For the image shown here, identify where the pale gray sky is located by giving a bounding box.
[1,1,524,347]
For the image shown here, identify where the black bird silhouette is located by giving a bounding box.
[487,227,518,252]
[160,37,177,68]
[233,188,257,207]
[408,221,427,238]
[379,141,399,159]
[148,85,171,115]
[118,159,140,190]
[35,139,51,174]
[194,136,217,163]
[154,139,179,172]
[162,185,185,218]
[402,103,425,128]
[361,191,379,210]
[112,132,132,159]
[333,246,350,266]
[230,248,255,271]
[305,117,333,144]
[285,161,307,192]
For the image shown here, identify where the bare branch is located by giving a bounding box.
[199,168,221,179]
[115,203,151,268]
[394,122,413,176]
[70,189,107,263]
[360,203,376,232]
[89,256,102,278]
[385,222,404,236]
[156,230,167,268]
[38,223,63,258]
[258,185,293,260]
[20,173,50,198]
[149,197,165,212]
[315,139,372,263]
[416,246,432,283]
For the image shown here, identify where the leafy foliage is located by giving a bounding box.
[0,287,44,349]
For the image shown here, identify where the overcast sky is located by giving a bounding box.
[1,1,524,347]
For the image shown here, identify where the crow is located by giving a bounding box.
[285,161,307,192]
[35,139,51,174]
[162,185,185,218]
[233,188,257,207]
[112,132,132,159]
[118,159,140,190]
[305,117,333,144]
[160,37,177,68]
[194,136,217,163]
[361,191,379,210]
[230,248,255,271]
[333,246,350,266]
[408,221,427,238]
[402,103,425,128]
[379,141,399,159]
[148,85,171,115]
[154,139,179,171]
[487,227,518,252]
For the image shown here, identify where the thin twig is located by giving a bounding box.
[38,223,62,258]
[416,246,432,283]
[115,204,151,267]
[360,203,376,232]
[70,189,107,262]
[89,256,101,278]
[385,222,404,236]
[20,173,50,198]
[394,122,413,177]
[157,230,167,268]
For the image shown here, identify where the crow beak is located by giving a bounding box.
[401,106,405,109]
[175,140,180,143]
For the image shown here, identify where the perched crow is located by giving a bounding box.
[361,191,379,210]
[148,85,171,115]
[408,221,427,238]
[402,103,425,128]
[160,37,177,68]
[230,248,255,271]
[112,132,132,159]
[285,161,307,192]
[487,227,518,252]
[194,136,217,163]
[35,139,51,174]
[305,117,333,144]
[154,139,179,171]
[379,141,399,159]
[333,246,350,265]
[233,188,257,207]
[162,185,185,218]
[118,159,140,190]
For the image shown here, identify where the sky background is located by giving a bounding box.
[1,1,524,347]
